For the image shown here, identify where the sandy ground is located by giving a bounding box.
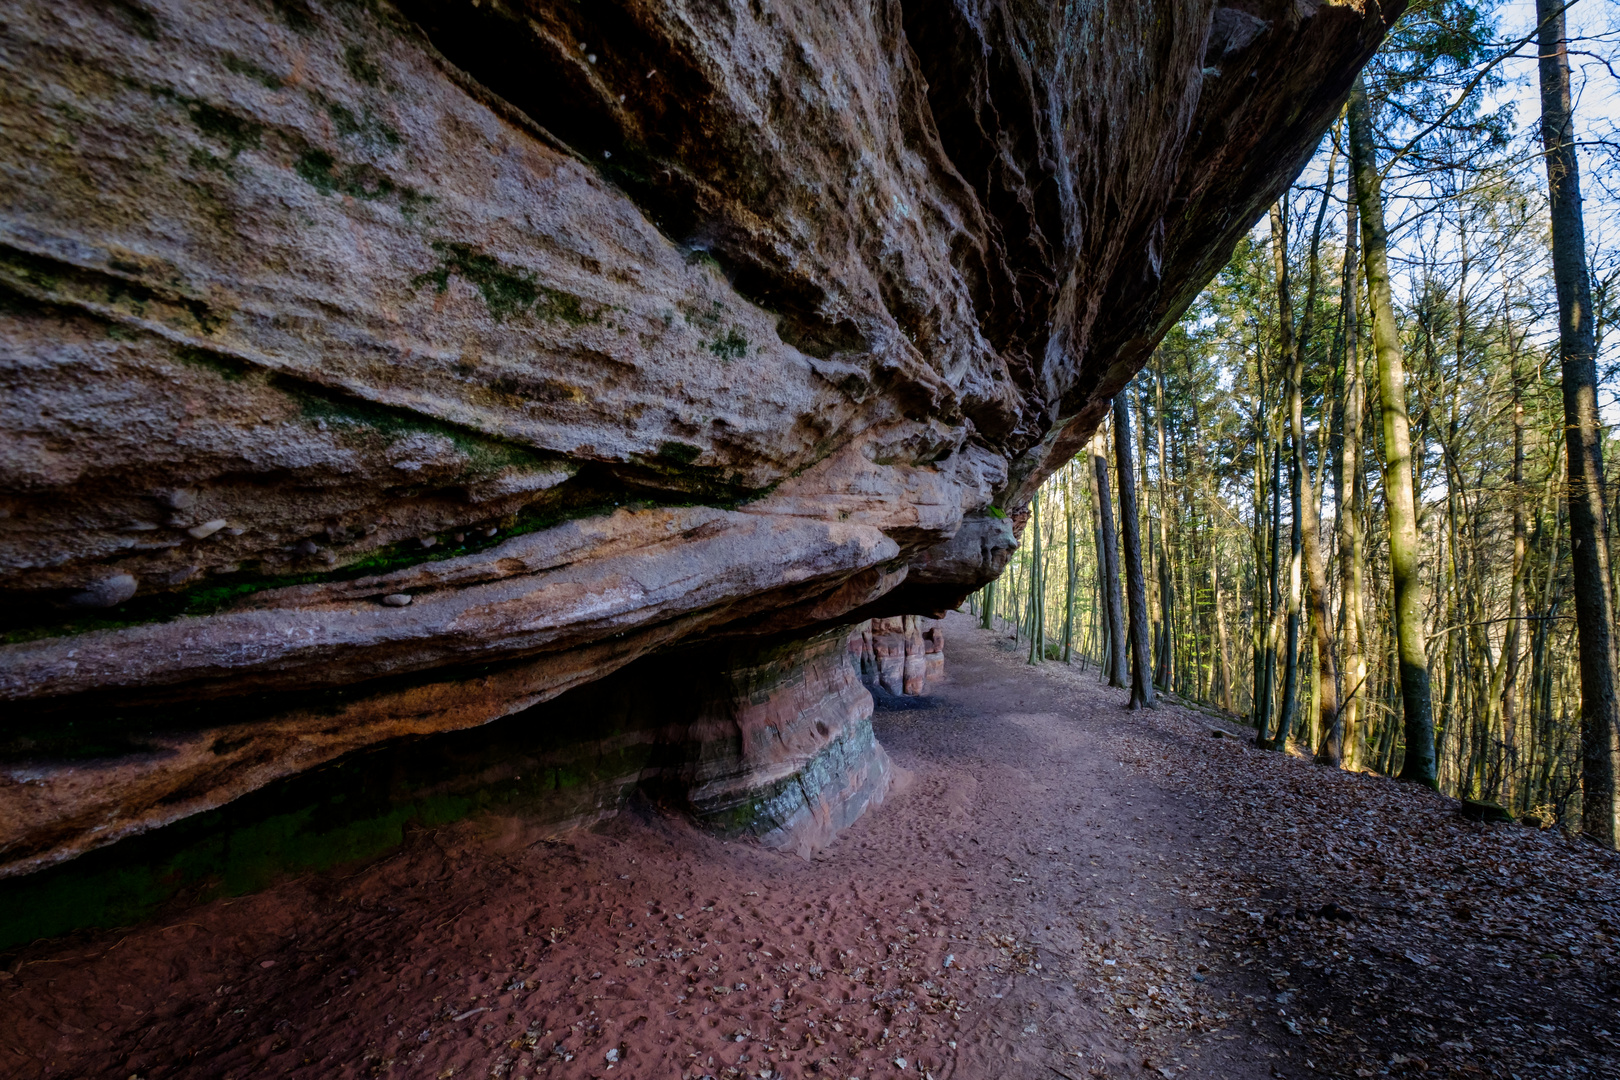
[9,611,1611,1079]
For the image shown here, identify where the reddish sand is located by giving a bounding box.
[2,613,1294,1079]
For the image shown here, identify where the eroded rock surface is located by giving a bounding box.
[0,0,1397,881]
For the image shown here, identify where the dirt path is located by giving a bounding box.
[5,612,1616,1080]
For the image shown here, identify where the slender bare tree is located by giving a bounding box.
[1537,0,1619,846]
[1349,75,1437,786]
[1114,393,1156,708]
[1092,429,1128,688]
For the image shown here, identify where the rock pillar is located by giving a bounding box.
[672,628,890,857]
[849,617,945,697]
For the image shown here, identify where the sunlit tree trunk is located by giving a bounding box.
[1538,0,1620,846]
[1349,75,1437,786]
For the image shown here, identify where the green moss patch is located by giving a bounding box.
[412,242,600,325]
[323,98,400,149]
[185,100,264,157]
[681,298,724,328]
[295,148,393,199]
[343,44,383,86]
[707,326,748,361]
[656,441,704,466]
[223,53,287,90]
[0,246,225,337]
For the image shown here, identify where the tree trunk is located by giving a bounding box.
[1063,468,1077,664]
[1270,202,1301,750]
[1502,311,1528,804]
[1349,75,1437,787]
[1085,444,1107,675]
[1135,384,1160,683]
[1538,0,1620,847]
[1154,367,1176,689]
[1338,213,1368,768]
[1027,489,1045,664]
[1339,207,1371,770]
[1268,199,1346,763]
[1258,439,1284,744]
[1278,448,1304,750]
[1114,392,1156,708]
[1212,551,1236,713]
[1252,431,1272,731]
[1093,430,1128,689]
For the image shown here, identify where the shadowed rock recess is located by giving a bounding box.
[0,0,1396,926]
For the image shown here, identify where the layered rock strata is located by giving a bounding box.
[0,0,1398,882]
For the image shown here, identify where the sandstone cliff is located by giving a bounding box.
[0,0,1397,888]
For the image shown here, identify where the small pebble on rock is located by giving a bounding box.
[604,1048,620,1064]
[67,573,138,608]
[187,519,227,539]
[420,536,436,549]
[294,539,320,556]
[381,594,413,607]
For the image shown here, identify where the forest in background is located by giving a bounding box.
[972,0,1620,839]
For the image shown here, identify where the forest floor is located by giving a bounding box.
[4,611,1619,1080]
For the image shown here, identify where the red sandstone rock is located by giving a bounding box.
[850,615,944,697]
[0,0,1400,878]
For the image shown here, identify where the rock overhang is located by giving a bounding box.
[0,0,1401,884]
